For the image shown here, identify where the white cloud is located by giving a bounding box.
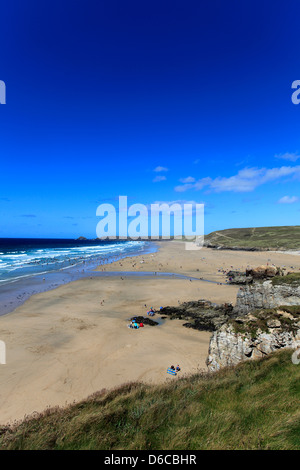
[174,165,300,193]
[277,195,299,204]
[146,199,205,217]
[174,183,193,192]
[153,175,167,183]
[154,166,168,172]
[275,152,300,162]
[179,176,196,184]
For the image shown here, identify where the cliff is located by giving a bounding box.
[158,272,300,371]
[235,275,300,314]
[206,272,300,371]
[207,306,300,371]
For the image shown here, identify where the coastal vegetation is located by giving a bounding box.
[204,225,300,250]
[0,350,299,450]
[271,272,300,286]
[228,305,300,337]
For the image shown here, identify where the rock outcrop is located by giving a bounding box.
[227,265,283,285]
[159,300,236,331]
[235,279,300,314]
[206,272,300,370]
[226,270,252,285]
[161,272,300,371]
[129,316,159,326]
[246,265,282,279]
[207,307,300,371]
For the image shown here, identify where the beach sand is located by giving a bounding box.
[1,241,300,425]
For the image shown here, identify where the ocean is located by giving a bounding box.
[0,238,151,285]
[0,238,155,315]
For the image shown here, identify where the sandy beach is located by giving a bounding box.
[1,241,300,425]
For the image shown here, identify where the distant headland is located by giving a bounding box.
[77,226,300,251]
[204,225,300,251]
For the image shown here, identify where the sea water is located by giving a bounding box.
[0,238,149,286]
[0,239,155,315]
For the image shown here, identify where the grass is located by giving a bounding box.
[204,225,300,250]
[0,350,299,450]
[272,273,300,286]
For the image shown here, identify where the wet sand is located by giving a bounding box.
[1,241,300,425]
[97,241,300,281]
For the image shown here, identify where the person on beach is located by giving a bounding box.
[147,307,155,316]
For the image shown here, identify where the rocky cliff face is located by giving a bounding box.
[206,272,300,371]
[206,307,300,371]
[161,271,300,371]
[235,280,300,314]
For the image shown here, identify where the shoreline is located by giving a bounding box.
[0,241,157,317]
[1,241,300,424]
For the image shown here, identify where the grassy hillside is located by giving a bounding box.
[0,350,299,450]
[204,225,300,250]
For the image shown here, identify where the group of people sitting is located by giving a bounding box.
[128,305,164,329]
[128,321,144,329]
[170,364,181,372]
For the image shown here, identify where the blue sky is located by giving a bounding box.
[1,0,300,238]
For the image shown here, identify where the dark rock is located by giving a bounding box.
[183,319,216,332]
[226,270,253,285]
[203,242,262,251]
[159,300,236,331]
[129,316,159,326]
